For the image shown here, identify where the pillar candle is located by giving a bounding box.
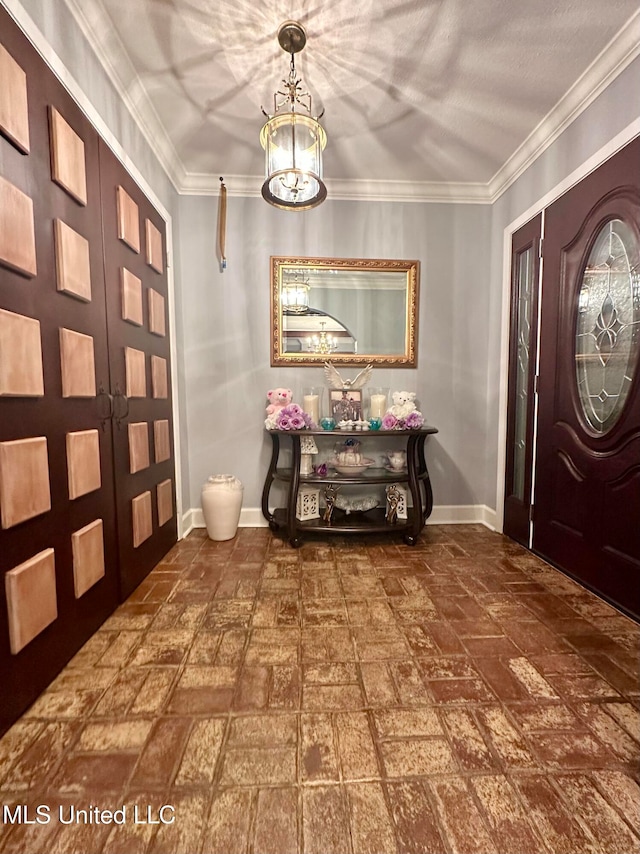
[370,393,386,419]
[303,394,319,424]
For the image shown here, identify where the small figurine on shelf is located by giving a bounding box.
[323,485,340,523]
[264,388,293,428]
[323,362,373,391]
[386,484,401,524]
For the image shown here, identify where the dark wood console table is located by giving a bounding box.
[261,427,438,547]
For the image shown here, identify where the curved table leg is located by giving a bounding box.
[261,432,280,528]
[287,435,302,546]
[416,434,434,525]
[422,476,434,526]
[406,434,423,545]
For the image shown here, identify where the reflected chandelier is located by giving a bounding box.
[260,21,327,210]
[307,321,338,355]
[281,270,310,314]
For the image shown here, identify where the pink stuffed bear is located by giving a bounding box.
[266,387,293,417]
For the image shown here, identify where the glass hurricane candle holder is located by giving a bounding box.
[302,387,323,426]
[367,387,389,420]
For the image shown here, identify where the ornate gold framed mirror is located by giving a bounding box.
[270,256,419,367]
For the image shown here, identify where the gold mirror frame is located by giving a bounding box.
[270,256,419,367]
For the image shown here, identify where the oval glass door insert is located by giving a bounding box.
[575,218,640,433]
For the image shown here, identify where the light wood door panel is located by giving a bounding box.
[99,139,177,601]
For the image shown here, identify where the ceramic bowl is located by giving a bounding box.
[331,458,375,476]
[334,494,378,514]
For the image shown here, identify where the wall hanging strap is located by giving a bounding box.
[217,176,227,270]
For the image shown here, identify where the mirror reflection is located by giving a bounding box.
[271,257,419,367]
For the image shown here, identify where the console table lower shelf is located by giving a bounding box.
[262,427,438,548]
[270,506,425,547]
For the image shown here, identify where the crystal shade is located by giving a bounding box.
[281,281,310,313]
[260,113,327,210]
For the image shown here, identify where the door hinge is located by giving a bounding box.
[538,237,544,258]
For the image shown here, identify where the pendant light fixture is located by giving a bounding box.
[260,21,327,210]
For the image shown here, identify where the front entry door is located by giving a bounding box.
[504,214,542,547]
[533,136,640,619]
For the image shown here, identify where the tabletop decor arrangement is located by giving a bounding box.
[324,361,372,424]
[381,391,425,430]
[264,387,292,428]
[264,387,317,430]
[275,403,317,430]
[330,438,375,475]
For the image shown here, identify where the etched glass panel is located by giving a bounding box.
[575,219,640,433]
[512,247,534,500]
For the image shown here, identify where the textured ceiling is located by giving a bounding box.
[67,0,640,194]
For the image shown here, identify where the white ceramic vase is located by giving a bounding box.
[201,474,243,541]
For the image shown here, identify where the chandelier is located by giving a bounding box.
[260,22,327,210]
[307,322,337,354]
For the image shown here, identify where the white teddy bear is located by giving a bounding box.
[388,391,417,419]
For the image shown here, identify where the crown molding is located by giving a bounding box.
[325,178,490,204]
[26,0,640,204]
[179,172,492,203]
[60,0,186,192]
[488,7,640,202]
[179,173,261,198]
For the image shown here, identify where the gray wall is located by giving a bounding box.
[484,54,640,509]
[177,195,492,510]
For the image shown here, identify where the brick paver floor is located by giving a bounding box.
[0,525,638,853]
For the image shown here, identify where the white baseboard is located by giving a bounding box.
[180,510,196,538]
[185,507,265,531]
[182,504,497,537]
[427,504,497,530]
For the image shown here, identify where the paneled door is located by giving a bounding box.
[98,140,177,600]
[0,13,119,732]
[533,136,640,619]
[504,214,542,546]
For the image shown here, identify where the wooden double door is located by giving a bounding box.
[504,136,640,619]
[0,9,177,733]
